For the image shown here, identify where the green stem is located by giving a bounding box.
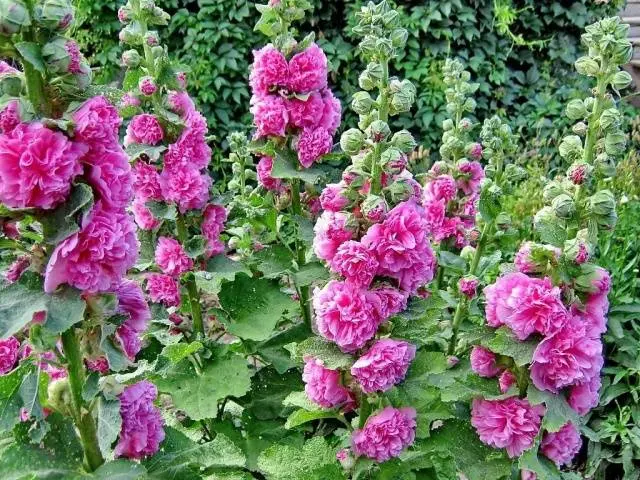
[290,179,312,328]
[61,329,104,472]
[583,61,608,166]
[20,26,50,117]
[176,215,204,338]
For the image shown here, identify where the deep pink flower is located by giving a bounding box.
[541,422,582,466]
[371,286,409,320]
[457,159,484,196]
[569,164,587,185]
[115,280,151,359]
[5,255,29,283]
[39,351,67,380]
[423,198,446,231]
[202,204,227,257]
[86,148,133,209]
[132,162,162,201]
[351,339,416,393]
[131,197,160,231]
[155,237,193,277]
[531,318,603,393]
[163,125,211,171]
[330,240,378,287]
[313,211,354,261]
[352,407,416,462]
[471,397,544,458]
[159,164,211,213]
[251,95,288,138]
[297,127,332,168]
[312,280,382,352]
[249,45,288,96]
[139,77,157,96]
[0,61,18,75]
[72,96,121,150]
[319,88,342,135]
[64,40,82,73]
[568,373,601,415]
[0,100,20,134]
[0,123,86,209]
[45,202,138,293]
[167,91,196,117]
[0,337,19,374]
[115,381,165,459]
[470,346,501,378]
[302,357,354,409]
[124,114,164,147]
[459,277,479,299]
[423,174,457,202]
[85,357,109,374]
[288,92,324,130]
[120,93,140,108]
[146,273,181,307]
[319,183,348,212]
[288,43,328,94]
[257,156,283,192]
[499,370,517,393]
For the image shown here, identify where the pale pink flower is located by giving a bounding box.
[297,127,332,168]
[159,164,211,213]
[351,339,416,393]
[288,43,328,94]
[155,236,193,277]
[0,337,19,374]
[352,407,416,462]
[330,240,379,287]
[257,156,282,192]
[541,422,582,466]
[302,357,354,409]
[249,45,288,96]
[124,114,164,147]
[457,159,484,195]
[146,273,181,307]
[319,183,348,212]
[470,346,501,378]
[313,211,354,261]
[251,95,288,138]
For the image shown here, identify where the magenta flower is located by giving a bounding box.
[319,88,342,135]
[125,114,164,147]
[288,92,325,130]
[85,357,109,374]
[352,407,417,462]
[202,203,227,257]
[72,96,121,150]
[471,397,544,458]
[541,422,582,466]
[155,236,193,277]
[251,95,288,138]
[85,147,133,209]
[330,240,379,288]
[499,370,517,393]
[0,337,19,375]
[5,256,30,283]
[351,339,416,393]
[132,162,162,201]
[163,124,211,171]
[370,286,409,320]
[64,40,82,73]
[319,183,348,212]
[288,43,328,94]
[296,127,333,168]
[132,198,160,231]
[0,100,20,134]
[456,159,484,195]
[139,76,157,96]
[458,277,479,299]
[159,164,211,213]
[256,156,283,192]
[302,357,354,409]
[568,373,601,415]
[313,211,354,262]
[249,44,289,96]
[114,280,151,359]
[146,273,181,307]
[0,123,86,209]
[115,381,165,459]
[45,202,138,293]
[423,174,457,202]
[470,346,501,378]
[423,198,446,231]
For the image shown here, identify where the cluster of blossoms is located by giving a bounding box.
[302,1,427,467]
[468,17,632,474]
[118,0,225,336]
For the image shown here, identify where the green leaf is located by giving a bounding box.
[100,324,131,372]
[40,183,94,245]
[271,150,326,184]
[195,256,251,295]
[519,441,562,480]
[184,235,207,259]
[15,42,45,73]
[0,363,30,432]
[240,367,303,420]
[287,336,353,370]
[97,397,122,458]
[438,251,466,273]
[282,391,318,411]
[161,342,203,364]
[146,200,176,221]
[292,262,329,287]
[257,323,311,374]
[252,245,293,279]
[526,385,579,432]
[481,326,538,366]
[285,408,336,429]
[92,460,147,479]
[126,144,166,162]
[218,274,295,341]
[154,356,252,420]
[42,285,87,334]
[257,436,339,480]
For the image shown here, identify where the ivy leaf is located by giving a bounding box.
[160,342,203,364]
[97,397,122,458]
[154,356,252,420]
[287,336,353,370]
[15,42,45,73]
[252,244,293,279]
[481,326,538,366]
[41,183,94,244]
[218,274,295,341]
[526,385,580,432]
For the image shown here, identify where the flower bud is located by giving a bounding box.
[612,70,632,90]
[565,99,587,120]
[151,45,164,58]
[361,195,388,223]
[551,193,575,220]
[139,76,157,96]
[459,118,472,132]
[117,6,131,23]
[376,37,394,57]
[389,79,416,115]
[558,135,583,161]
[336,448,355,470]
[391,130,416,153]
[599,108,620,133]
[534,207,563,240]
[140,0,155,11]
[503,164,526,183]
[358,62,383,91]
[458,276,479,299]
[574,56,599,76]
[121,49,141,68]
[564,233,591,265]
[34,0,73,31]
[119,24,142,45]
[340,128,365,155]
[47,378,73,416]
[42,37,83,74]
[390,27,408,49]
[594,153,616,178]
[0,73,23,97]
[0,0,30,35]
[442,118,454,131]
[568,162,589,185]
[515,241,561,274]
[460,246,475,262]
[380,147,403,168]
[542,181,565,204]
[604,132,626,156]
[351,91,374,115]
[588,189,616,217]
[144,31,160,47]
[463,97,476,112]
[366,120,391,143]
[357,110,377,131]
[572,122,587,136]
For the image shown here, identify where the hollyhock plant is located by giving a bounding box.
[351,339,416,393]
[540,422,582,467]
[302,357,354,409]
[146,273,181,307]
[0,337,19,374]
[154,236,193,277]
[124,113,164,146]
[352,407,417,462]
[470,346,501,378]
[330,240,379,287]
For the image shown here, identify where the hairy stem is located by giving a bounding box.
[176,214,204,338]
[371,57,390,196]
[290,178,312,328]
[583,60,609,166]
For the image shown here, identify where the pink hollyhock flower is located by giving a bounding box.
[531,318,603,393]
[541,422,582,466]
[124,114,164,147]
[132,198,161,231]
[351,339,416,393]
[0,337,19,374]
[590,267,611,296]
[302,357,354,409]
[86,148,133,209]
[471,346,501,378]
[146,273,181,307]
[459,277,479,299]
[313,211,354,261]
[288,92,325,130]
[115,381,165,459]
[155,237,193,277]
[483,272,568,338]
[85,357,109,374]
[575,242,590,265]
[522,471,537,480]
[249,45,288,96]
[423,174,457,202]
[312,280,382,352]
[159,164,211,213]
[202,204,227,257]
[468,143,483,161]
[462,193,479,228]
[0,100,20,134]
[64,40,82,73]
[319,183,348,212]
[256,156,283,192]
[72,96,121,149]
[371,286,409,320]
[330,240,379,287]
[569,164,587,185]
[132,162,162,201]
[499,370,517,393]
[0,123,86,209]
[457,160,484,196]
[471,397,544,458]
[514,242,561,274]
[163,125,211,171]
[139,76,157,96]
[288,43,328,93]
[39,351,67,380]
[251,95,288,138]
[5,255,29,283]
[45,202,138,293]
[167,91,196,117]
[297,127,332,168]
[319,88,342,135]
[0,61,18,75]
[423,198,446,231]
[114,280,151,359]
[362,201,436,294]
[568,373,601,415]
[120,93,140,108]
[352,407,416,462]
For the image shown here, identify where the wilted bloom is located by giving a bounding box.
[115,381,165,459]
[319,183,348,212]
[470,346,501,378]
[330,240,379,287]
[471,397,544,458]
[125,114,164,146]
[352,407,417,462]
[313,211,354,261]
[302,357,354,409]
[5,255,29,283]
[146,273,181,307]
[541,422,582,467]
[0,337,19,374]
[351,339,416,393]
[154,236,193,277]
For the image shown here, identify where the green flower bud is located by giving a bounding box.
[382,10,399,27]
[542,181,565,204]
[563,231,592,265]
[442,118,454,131]
[34,0,73,31]
[151,45,164,58]
[604,132,626,156]
[463,97,476,112]
[0,73,23,96]
[359,35,378,57]
[504,164,527,183]
[357,110,377,131]
[340,128,365,155]
[391,130,416,153]
[565,99,587,120]
[390,28,408,49]
[599,108,620,132]
[380,147,403,167]
[552,193,575,219]
[558,135,583,161]
[389,79,416,115]
[589,189,616,217]
[460,246,475,262]
[140,0,155,11]
[366,120,391,143]
[144,31,160,47]
[612,70,632,90]
[361,195,388,222]
[0,0,30,35]
[42,36,81,74]
[47,378,73,416]
[572,122,587,136]
[119,24,142,45]
[121,49,141,68]
[358,62,383,91]
[594,153,616,178]
[574,56,600,76]
[351,91,374,115]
